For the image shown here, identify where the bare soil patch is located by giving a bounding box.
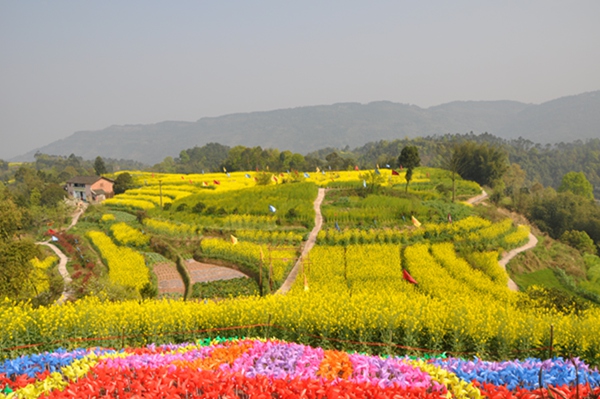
[153,262,185,295]
[184,259,249,284]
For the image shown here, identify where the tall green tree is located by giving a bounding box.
[558,171,594,200]
[438,144,468,202]
[398,146,421,192]
[0,196,22,240]
[113,172,134,194]
[454,142,508,187]
[94,156,107,175]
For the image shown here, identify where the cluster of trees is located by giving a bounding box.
[23,153,144,182]
[0,185,61,304]
[151,143,355,174]
[525,185,600,253]
[495,167,600,254]
[352,134,600,198]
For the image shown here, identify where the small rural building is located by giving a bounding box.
[65,176,114,203]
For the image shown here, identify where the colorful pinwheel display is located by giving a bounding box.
[1,338,599,399]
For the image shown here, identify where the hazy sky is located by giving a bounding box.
[1,1,599,160]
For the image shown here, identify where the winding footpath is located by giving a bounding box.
[463,189,539,291]
[466,189,488,205]
[463,189,537,292]
[499,232,538,291]
[277,188,326,294]
[36,202,87,303]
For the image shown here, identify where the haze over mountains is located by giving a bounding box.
[14,91,600,165]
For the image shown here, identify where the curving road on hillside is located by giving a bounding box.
[276,188,326,294]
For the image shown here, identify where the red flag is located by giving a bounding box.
[181,176,184,179]
[391,169,399,176]
[189,179,193,184]
[402,269,418,285]
[213,180,220,185]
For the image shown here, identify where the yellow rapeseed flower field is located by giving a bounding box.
[86,231,149,290]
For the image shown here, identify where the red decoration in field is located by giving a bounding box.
[213,180,220,185]
[392,169,399,176]
[403,269,418,285]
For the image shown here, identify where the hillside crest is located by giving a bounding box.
[14,91,600,164]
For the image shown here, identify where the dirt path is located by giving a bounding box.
[465,191,538,291]
[68,202,88,229]
[466,189,488,205]
[277,188,326,294]
[36,202,87,303]
[499,232,538,291]
[40,242,72,303]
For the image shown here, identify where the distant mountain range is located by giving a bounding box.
[14,91,600,164]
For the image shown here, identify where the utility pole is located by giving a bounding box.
[158,179,163,209]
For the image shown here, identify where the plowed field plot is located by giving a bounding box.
[153,262,185,295]
[185,259,248,283]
